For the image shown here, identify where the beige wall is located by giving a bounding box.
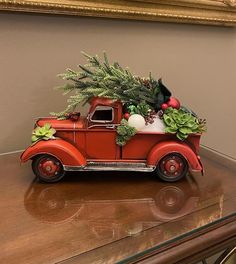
[0,13,236,158]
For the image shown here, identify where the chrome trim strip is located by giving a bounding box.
[64,162,155,172]
[73,122,76,143]
[84,167,155,172]
[64,165,85,171]
[87,161,148,167]
[87,124,119,129]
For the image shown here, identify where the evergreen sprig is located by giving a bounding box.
[51,52,168,118]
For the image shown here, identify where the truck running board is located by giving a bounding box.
[64,162,156,172]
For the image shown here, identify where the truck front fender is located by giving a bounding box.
[147,141,203,172]
[20,139,87,167]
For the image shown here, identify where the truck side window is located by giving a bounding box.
[90,106,114,123]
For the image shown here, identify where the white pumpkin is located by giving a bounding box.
[128,114,146,131]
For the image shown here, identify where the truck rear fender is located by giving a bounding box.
[147,141,203,172]
[20,139,87,167]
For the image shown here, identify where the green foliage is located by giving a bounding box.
[52,52,166,118]
[127,102,151,117]
[163,108,207,140]
[116,119,137,146]
[31,123,56,145]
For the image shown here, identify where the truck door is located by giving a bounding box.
[85,105,120,159]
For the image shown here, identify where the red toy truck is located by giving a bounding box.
[21,97,203,183]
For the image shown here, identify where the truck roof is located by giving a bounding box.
[89,97,122,113]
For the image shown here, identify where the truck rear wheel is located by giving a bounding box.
[156,153,188,182]
[32,155,65,183]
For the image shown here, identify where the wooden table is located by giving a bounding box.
[1,148,235,264]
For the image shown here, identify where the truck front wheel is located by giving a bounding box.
[156,153,188,182]
[32,155,65,183]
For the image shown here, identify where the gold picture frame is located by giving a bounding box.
[0,0,235,26]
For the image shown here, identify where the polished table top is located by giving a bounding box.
[1,149,236,264]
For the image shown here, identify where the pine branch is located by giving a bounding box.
[51,52,171,118]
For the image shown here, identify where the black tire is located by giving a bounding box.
[156,153,188,182]
[32,155,65,183]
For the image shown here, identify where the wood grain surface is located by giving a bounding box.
[0,150,235,264]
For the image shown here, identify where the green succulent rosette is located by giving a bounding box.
[163,107,206,140]
[31,123,56,145]
[116,119,137,146]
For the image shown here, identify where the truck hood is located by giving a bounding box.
[36,117,86,130]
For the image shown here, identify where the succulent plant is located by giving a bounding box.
[163,107,206,140]
[116,119,137,146]
[31,123,56,145]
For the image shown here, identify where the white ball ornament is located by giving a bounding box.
[128,114,146,131]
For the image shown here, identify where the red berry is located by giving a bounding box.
[161,103,169,110]
[167,97,180,109]
[124,113,130,120]
[71,116,79,121]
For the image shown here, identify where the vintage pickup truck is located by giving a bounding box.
[21,97,203,183]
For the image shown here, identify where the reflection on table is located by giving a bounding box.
[24,173,223,241]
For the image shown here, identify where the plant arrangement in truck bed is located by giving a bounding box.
[51,52,206,145]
